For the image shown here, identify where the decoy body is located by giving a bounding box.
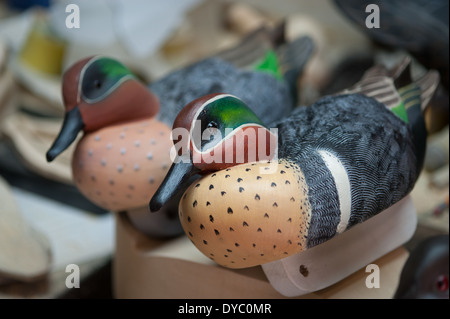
[45,25,314,236]
[394,235,449,299]
[333,0,449,89]
[150,57,440,267]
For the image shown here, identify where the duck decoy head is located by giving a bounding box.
[46,56,159,162]
[149,93,277,212]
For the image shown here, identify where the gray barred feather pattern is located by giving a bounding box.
[275,94,418,248]
[150,58,294,127]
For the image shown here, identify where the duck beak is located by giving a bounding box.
[149,156,200,212]
[46,106,84,162]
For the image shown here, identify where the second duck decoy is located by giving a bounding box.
[45,25,314,237]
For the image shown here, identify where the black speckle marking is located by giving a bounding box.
[299,265,309,277]
[237,178,243,183]
[257,228,262,232]
[226,168,231,171]
[252,243,256,247]
[210,253,214,256]
[214,229,220,235]
[225,175,230,178]
[209,184,214,190]
[206,201,211,206]
[273,202,278,208]
[128,185,134,190]
[209,215,214,222]
[277,229,282,233]
[221,191,226,196]
[224,255,228,258]
[200,224,205,230]
[243,221,249,227]
[203,240,208,245]
[288,240,292,244]
[239,187,244,193]
[227,207,233,214]
[195,183,200,188]
[211,173,216,177]
[271,182,277,187]
[280,170,286,174]
[285,180,291,185]
[229,227,235,232]
[235,243,240,247]
[255,194,260,200]
[290,197,295,202]
[273,245,277,249]
[187,216,191,223]
[188,232,193,237]
[245,168,251,171]
[287,218,292,222]
[264,213,269,218]
[193,200,197,208]
[244,205,249,211]
[260,253,265,256]
[256,176,262,180]
[226,249,232,253]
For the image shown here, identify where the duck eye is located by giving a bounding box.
[436,275,449,292]
[207,121,218,129]
[94,79,102,89]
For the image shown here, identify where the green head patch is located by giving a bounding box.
[81,57,136,103]
[191,94,264,152]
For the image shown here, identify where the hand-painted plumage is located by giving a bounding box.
[150,57,440,266]
[46,26,314,237]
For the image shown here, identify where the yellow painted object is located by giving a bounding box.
[19,16,66,76]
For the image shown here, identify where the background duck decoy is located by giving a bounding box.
[150,56,440,268]
[333,0,449,135]
[45,25,315,238]
[394,234,449,299]
[333,0,449,88]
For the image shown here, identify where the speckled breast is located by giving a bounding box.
[72,119,172,211]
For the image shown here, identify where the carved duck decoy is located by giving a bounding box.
[150,56,440,267]
[333,0,449,89]
[394,234,449,299]
[45,26,314,236]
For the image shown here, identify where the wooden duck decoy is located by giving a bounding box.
[333,0,449,89]
[45,26,314,237]
[150,56,440,267]
[394,234,449,299]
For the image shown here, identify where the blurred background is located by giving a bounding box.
[0,0,448,298]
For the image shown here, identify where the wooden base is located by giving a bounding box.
[262,196,417,296]
[113,198,415,298]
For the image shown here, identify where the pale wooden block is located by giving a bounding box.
[262,196,416,296]
[113,206,411,299]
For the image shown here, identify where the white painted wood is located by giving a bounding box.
[262,195,417,297]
